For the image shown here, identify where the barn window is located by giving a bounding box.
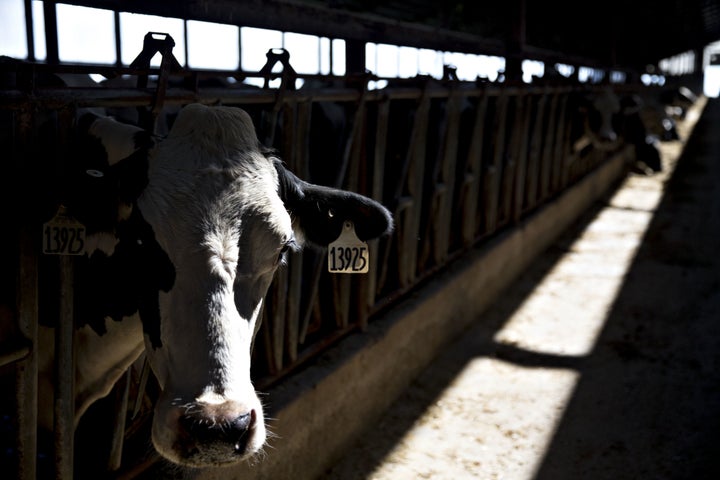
[0,0,28,59]
[522,59,544,83]
[555,63,575,77]
[331,38,346,76]
[418,48,444,78]
[56,4,116,64]
[578,66,605,83]
[187,20,239,70]
[283,32,320,75]
[444,52,482,80]
[365,42,506,85]
[609,71,627,83]
[660,50,695,76]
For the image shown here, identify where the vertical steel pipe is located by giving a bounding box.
[54,254,75,480]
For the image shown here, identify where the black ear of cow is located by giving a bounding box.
[274,159,393,245]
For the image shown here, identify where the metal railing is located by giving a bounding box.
[0,42,627,478]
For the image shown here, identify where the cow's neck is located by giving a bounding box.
[38,313,145,429]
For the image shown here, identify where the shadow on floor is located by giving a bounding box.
[533,98,720,479]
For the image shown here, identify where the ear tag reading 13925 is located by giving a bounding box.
[42,205,86,255]
[328,221,369,274]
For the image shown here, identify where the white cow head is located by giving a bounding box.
[67,103,392,466]
[573,87,623,154]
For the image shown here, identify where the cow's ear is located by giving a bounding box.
[65,113,154,234]
[274,159,393,246]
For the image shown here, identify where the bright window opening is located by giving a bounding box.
[187,20,239,70]
[56,4,116,64]
[0,0,28,59]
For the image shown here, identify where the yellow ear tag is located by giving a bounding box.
[328,221,369,274]
[42,205,86,255]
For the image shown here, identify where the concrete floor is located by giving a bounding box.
[320,97,720,480]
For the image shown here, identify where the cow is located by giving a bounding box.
[39,103,393,468]
[658,85,698,120]
[569,87,683,173]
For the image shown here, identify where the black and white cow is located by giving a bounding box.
[51,103,392,467]
[570,87,683,173]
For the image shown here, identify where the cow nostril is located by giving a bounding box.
[599,131,617,142]
[231,410,255,454]
[232,412,252,432]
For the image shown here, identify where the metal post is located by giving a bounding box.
[15,106,38,480]
[16,226,38,480]
[107,369,130,472]
[43,1,59,64]
[54,255,75,480]
[23,0,35,62]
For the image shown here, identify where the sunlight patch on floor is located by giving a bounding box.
[368,361,579,480]
[493,191,661,357]
[357,98,707,480]
[363,179,664,480]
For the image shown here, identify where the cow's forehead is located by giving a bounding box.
[141,104,292,251]
[594,90,620,113]
[167,103,260,153]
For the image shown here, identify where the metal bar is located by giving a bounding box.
[24,0,35,62]
[328,90,365,324]
[286,254,303,363]
[15,106,38,480]
[539,93,561,202]
[483,93,509,234]
[513,94,533,222]
[372,99,392,295]
[114,11,121,67]
[550,94,570,193]
[107,369,130,472]
[298,254,324,344]
[131,355,150,420]
[399,93,431,287]
[16,227,38,480]
[342,94,374,330]
[269,267,287,374]
[431,91,462,265]
[525,94,548,209]
[43,2,59,64]
[285,100,311,362]
[498,96,522,227]
[54,254,75,480]
[0,79,569,110]
[0,344,30,367]
[560,94,576,190]
[460,94,489,246]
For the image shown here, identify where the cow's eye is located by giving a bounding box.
[277,238,297,265]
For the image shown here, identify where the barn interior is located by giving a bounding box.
[2,0,720,479]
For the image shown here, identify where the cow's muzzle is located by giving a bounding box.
[153,398,265,466]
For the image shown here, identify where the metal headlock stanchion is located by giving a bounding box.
[105,32,182,474]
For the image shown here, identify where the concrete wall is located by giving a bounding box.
[197,148,632,480]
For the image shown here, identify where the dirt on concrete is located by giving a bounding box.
[320,97,720,480]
